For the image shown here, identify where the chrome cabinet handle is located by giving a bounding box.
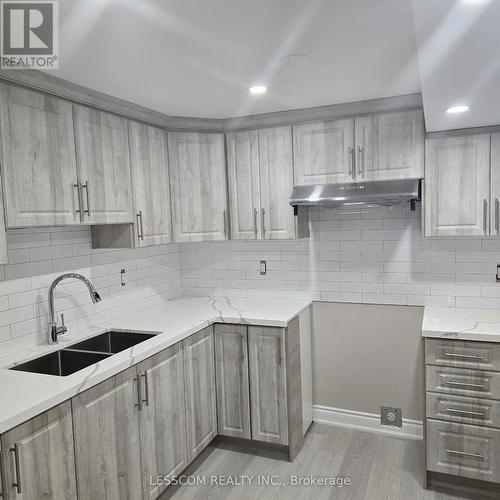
[446,449,484,460]
[240,334,245,363]
[223,210,227,239]
[141,372,149,406]
[348,147,355,179]
[445,407,485,418]
[277,338,282,365]
[10,443,22,494]
[261,208,266,239]
[73,182,82,220]
[445,380,485,390]
[0,447,7,498]
[136,211,144,241]
[496,198,499,235]
[82,181,91,216]
[357,146,364,176]
[253,209,258,239]
[134,376,142,410]
[444,352,484,361]
[483,199,487,234]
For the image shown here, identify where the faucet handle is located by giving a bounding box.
[59,313,68,335]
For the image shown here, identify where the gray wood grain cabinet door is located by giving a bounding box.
[354,110,424,181]
[183,326,217,462]
[168,132,228,242]
[137,343,188,500]
[0,84,80,227]
[293,119,355,185]
[0,401,77,500]
[259,126,295,240]
[226,130,261,240]
[248,326,288,445]
[214,324,251,439]
[73,105,134,224]
[129,121,173,247]
[424,134,491,237]
[72,366,142,500]
[490,132,500,236]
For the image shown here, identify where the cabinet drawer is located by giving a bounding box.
[427,393,500,428]
[426,365,500,400]
[426,339,500,372]
[427,419,500,483]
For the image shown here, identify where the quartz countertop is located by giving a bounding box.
[422,307,500,343]
[0,296,310,434]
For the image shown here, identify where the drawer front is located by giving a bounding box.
[426,393,500,428]
[427,419,500,483]
[426,339,500,372]
[426,365,500,400]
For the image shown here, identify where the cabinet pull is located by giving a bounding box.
[254,209,258,239]
[446,449,485,461]
[357,146,364,176]
[10,443,22,494]
[261,208,266,239]
[445,380,485,390]
[73,182,82,220]
[443,352,484,361]
[483,199,487,234]
[277,339,282,365]
[134,376,142,410]
[136,211,144,241]
[496,198,499,235]
[223,210,227,239]
[240,334,245,363]
[445,407,485,418]
[348,147,355,179]
[82,181,91,216]
[141,372,149,406]
[0,448,7,498]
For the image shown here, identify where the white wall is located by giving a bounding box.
[180,204,500,306]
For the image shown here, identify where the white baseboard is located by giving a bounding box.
[313,405,423,441]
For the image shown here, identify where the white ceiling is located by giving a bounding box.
[52,0,499,130]
[54,0,420,119]
[412,0,500,131]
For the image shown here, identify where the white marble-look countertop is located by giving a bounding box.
[0,296,310,434]
[423,307,500,342]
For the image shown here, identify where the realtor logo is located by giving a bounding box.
[1,1,58,69]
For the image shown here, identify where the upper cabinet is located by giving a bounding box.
[128,122,172,247]
[0,85,80,227]
[490,133,500,237]
[168,132,228,242]
[293,118,355,185]
[355,110,424,181]
[424,134,491,237]
[293,110,424,186]
[73,105,134,224]
[226,126,294,240]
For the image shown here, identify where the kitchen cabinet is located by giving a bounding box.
[226,127,294,240]
[72,366,142,500]
[183,326,217,462]
[128,122,173,247]
[490,133,500,236]
[293,118,355,185]
[168,132,228,242]
[73,105,134,224]
[248,326,288,445]
[214,324,251,439]
[0,84,80,227]
[0,401,77,500]
[424,134,491,237]
[354,110,424,181]
[137,343,188,500]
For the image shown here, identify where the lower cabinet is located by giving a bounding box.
[72,366,143,500]
[0,401,77,500]
[137,343,188,500]
[183,326,217,462]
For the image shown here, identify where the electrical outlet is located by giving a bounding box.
[496,264,500,282]
[381,407,402,428]
[121,269,126,286]
[260,260,267,275]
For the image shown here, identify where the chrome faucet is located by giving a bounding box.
[48,273,102,344]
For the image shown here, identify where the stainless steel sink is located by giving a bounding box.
[68,330,156,354]
[10,349,111,376]
[9,330,157,376]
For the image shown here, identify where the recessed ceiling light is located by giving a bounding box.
[446,105,470,114]
[249,86,267,95]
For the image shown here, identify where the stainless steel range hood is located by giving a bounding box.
[289,178,421,210]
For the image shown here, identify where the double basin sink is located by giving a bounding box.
[10,331,156,377]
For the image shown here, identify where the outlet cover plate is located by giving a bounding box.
[381,407,402,427]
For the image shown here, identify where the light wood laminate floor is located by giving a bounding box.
[161,424,492,500]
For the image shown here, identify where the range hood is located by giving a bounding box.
[289,178,421,210]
